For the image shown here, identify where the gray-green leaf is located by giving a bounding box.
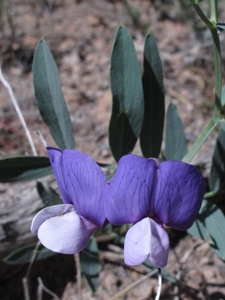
[188,200,225,261]
[109,25,144,161]
[0,156,52,182]
[209,128,225,193]
[140,33,165,158]
[36,181,62,206]
[33,39,75,150]
[3,243,54,265]
[165,103,187,160]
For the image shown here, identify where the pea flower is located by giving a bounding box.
[104,154,205,268]
[31,147,107,254]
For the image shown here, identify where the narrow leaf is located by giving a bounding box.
[165,103,187,160]
[36,181,62,206]
[33,39,75,150]
[188,200,225,261]
[187,218,212,243]
[209,128,225,193]
[80,238,100,292]
[109,25,144,161]
[0,156,52,182]
[140,33,165,158]
[3,243,54,265]
[109,112,137,161]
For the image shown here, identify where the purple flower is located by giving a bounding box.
[31,147,107,254]
[104,154,205,268]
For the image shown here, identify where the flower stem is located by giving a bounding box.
[155,268,162,300]
[74,253,82,300]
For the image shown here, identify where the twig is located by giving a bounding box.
[37,277,60,300]
[22,241,41,300]
[74,253,82,300]
[22,277,30,300]
[0,68,38,156]
[155,268,162,300]
[26,241,41,279]
[109,269,158,300]
[37,279,43,300]
[173,241,204,299]
[36,130,48,148]
[2,66,43,300]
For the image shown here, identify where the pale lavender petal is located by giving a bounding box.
[37,210,98,254]
[31,204,75,234]
[148,219,170,268]
[124,218,169,268]
[47,148,107,227]
[104,155,157,225]
[153,161,205,230]
[47,147,72,204]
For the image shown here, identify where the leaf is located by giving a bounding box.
[109,112,137,162]
[160,268,177,283]
[220,120,225,131]
[36,181,62,206]
[33,39,75,150]
[3,243,54,265]
[209,128,225,193]
[80,238,100,292]
[140,33,165,158]
[187,218,212,243]
[0,156,52,182]
[96,162,116,169]
[109,25,144,161]
[165,103,187,160]
[188,200,225,261]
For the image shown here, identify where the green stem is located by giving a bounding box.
[191,0,222,119]
[184,1,222,163]
[191,2,213,28]
[210,0,218,22]
[182,119,218,163]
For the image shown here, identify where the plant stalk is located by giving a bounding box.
[184,1,222,163]
[210,0,218,22]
